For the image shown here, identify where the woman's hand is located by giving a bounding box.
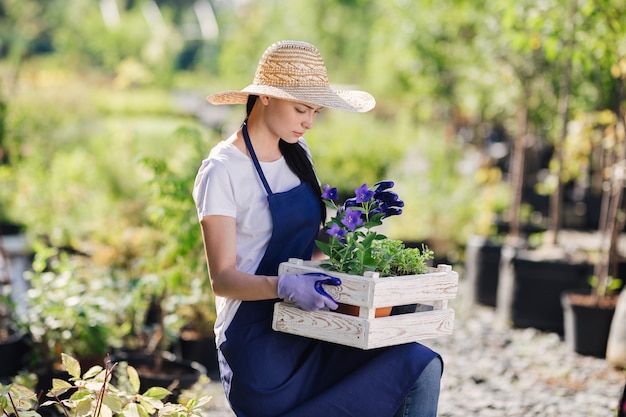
[277,273,341,311]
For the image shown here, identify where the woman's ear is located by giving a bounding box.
[260,95,271,105]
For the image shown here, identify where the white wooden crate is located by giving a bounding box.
[272,258,459,349]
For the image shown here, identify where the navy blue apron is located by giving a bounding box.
[218,125,440,417]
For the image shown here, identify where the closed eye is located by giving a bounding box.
[297,104,323,114]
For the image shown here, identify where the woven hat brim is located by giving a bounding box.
[207,84,375,113]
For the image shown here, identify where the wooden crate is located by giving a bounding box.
[272,258,459,350]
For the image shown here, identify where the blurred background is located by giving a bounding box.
[2,0,625,256]
[0,0,625,403]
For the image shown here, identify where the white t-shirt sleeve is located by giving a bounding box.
[193,148,237,220]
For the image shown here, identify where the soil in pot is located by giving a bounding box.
[561,290,617,358]
[335,304,393,318]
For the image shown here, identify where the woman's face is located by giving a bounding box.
[263,97,322,143]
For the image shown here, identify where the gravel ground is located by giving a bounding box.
[196,278,625,417]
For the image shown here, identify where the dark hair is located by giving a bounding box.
[246,95,326,224]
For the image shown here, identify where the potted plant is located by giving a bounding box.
[559,59,626,356]
[17,243,131,390]
[561,275,622,358]
[110,264,209,398]
[560,98,626,358]
[272,180,458,350]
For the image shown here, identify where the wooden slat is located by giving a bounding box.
[272,302,456,349]
[278,259,458,308]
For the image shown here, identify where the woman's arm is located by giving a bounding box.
[200,215,279,300]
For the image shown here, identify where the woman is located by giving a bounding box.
[193,40,443,417]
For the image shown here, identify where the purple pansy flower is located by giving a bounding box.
[384,207,403,217]
[373,190,404,217]
[372,180,394,191]
[374,190,404,208]
[341,208,364,231]
[326,223,347,243]
[322,184,338,201]
[354,184,374,204]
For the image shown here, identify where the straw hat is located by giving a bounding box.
[206,40,375,113]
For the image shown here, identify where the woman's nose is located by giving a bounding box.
[302,113,315,130]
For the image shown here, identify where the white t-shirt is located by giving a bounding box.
[192,135,307,347]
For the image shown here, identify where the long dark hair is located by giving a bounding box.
[246,95,326,224]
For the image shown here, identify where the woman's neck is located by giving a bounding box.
[241,118,282,162]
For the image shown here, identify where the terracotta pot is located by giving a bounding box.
[336,304,392,318]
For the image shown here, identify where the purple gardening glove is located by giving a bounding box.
[277,272,341,311]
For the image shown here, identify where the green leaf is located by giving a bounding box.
[136,397,160,414]
[62,353,82,379]
[82,366,104,380]
[127,366,141,394]
[123,402,143,417]
[15,411,42,417]
[193,396,212,408]
[70,390,91,402]
[49,379,73,397]
[315,240,331,255]
[4,384,38,411]
[84,381,105,392]
[143,386,171,400]
[102,392,123,413]
[98,404,113,417]
[75,397,93,417]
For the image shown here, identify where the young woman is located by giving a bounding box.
[193,40,443,417]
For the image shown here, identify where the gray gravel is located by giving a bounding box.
[196,278,625,416]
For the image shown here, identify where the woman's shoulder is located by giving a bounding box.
[195,138,246,178]
[209,136,244,160]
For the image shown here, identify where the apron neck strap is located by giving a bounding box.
[242,122,274,196]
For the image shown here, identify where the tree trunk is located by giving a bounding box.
[507,89,529,241]
[593,76,625,305]
[548,0,576,245]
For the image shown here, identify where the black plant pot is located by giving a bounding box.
[0,332,29,378]
[464,235,502,307]
[497,247,591,335]
[561,289,616,358]
[177,331,219,376]
[110,351,206,400]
